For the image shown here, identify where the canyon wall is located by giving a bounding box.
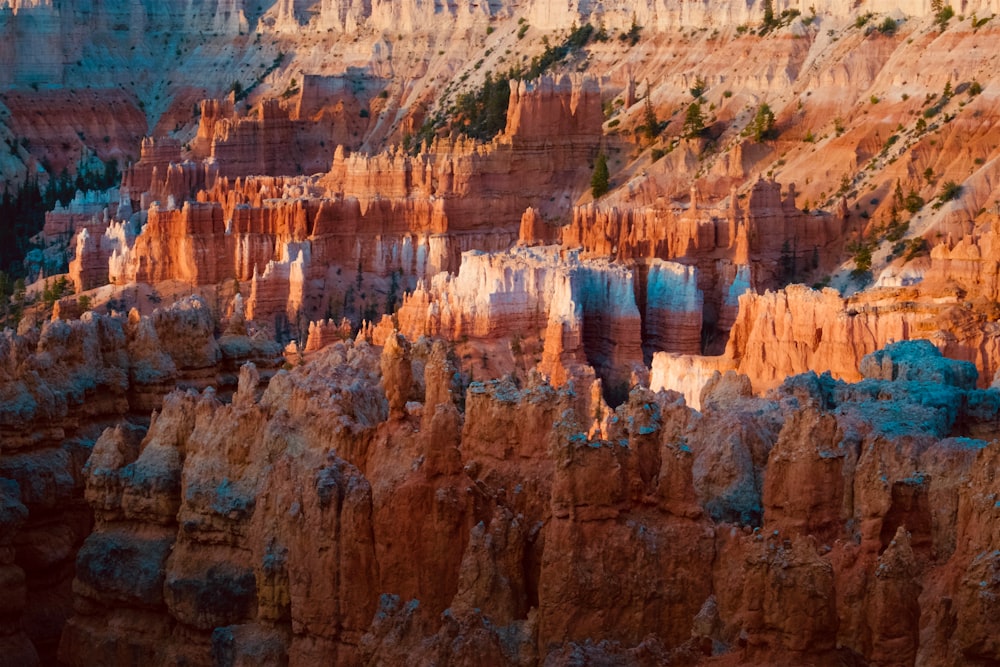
[0,297,283,665]
[79,74,602,338]
[8,2,1000,665]
[396,246,680,392]
[52,338,1000,666]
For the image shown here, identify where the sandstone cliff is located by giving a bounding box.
[87,74,602,338]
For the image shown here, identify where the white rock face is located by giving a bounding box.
[401,245,640,339]
[523,0,1000,32]
[646,259,703,355]
[650,352,734,411]
[5,0,991,89]
[724,264,752,309]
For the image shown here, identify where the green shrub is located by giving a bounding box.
[904,190,925,213]
[878,16,897,34]
[933,0,954,29]
[938,180,961,202]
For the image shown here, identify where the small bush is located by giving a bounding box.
[848,238,874,273]
[904,238,928,261]
[938,180,961,202]
[904,190,925,213]
[934,2,954,29]
[620,17,642,45]
[878,16,897,34]
[886,220,909,242]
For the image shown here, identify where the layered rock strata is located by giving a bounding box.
[716,282,1000,392]
[89,75,602,336]
[564,179,846,346]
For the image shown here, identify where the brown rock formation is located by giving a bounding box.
[99,74,603,337]
[121,138,185,205]
[303,317,352,352]
[719,283,1000,393]
[194,98,336,178]
[397,246,646,396]
[0,297,283,663]
[564,178,846,347]
[13,4,1000,666]
[51,337,1000,666]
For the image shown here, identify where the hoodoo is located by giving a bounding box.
[2,0,1000,664]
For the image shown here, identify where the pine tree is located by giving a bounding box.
[643,95,660,142]
[762,0,776,28]
[683,102,705,138]
[750,103,775,142]
[591,153,610,198]
[689,75,706,99]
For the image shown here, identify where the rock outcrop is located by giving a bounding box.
[83,75,604,338]
[563,179,846,346]
[0,296,283,664]
[719,283,1000,393]
[49,338,1000,666]
[396,246,646,394]
[191,98,336,178]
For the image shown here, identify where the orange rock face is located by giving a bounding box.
[193,98,336,178]
[45,338,1000,666]
[563,178,846,348]
[0,89,145,183]
[716,282,1000,393]
[97,75,603,338]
